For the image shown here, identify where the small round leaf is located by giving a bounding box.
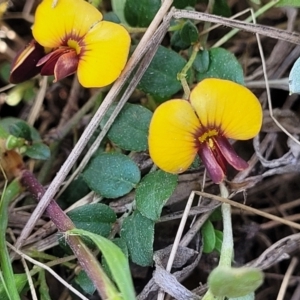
[83,153,141,198]
[180,20,198,44]
[101,103,152,151]
[193,49,210,73]
[201,220,216,253]
[196,47,244,84]
[173,0,197,8]
[24,142,50,160]
[124,0,160,27]
[138,45,188,99]
[136,170,178,221]
[121,211,155,266]
[67,203,117,237]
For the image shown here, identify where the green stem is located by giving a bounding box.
[178,42,201,99]
[202,183,232,300]
[218,182,232,267]
[212,0,280,48]
[0,179,22,300]
[219,204,232,266]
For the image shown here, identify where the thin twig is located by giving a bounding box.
[27,77,47,126]
[194,191,300,230]
[173,8,300,45]
[276,257,298,300]
[157,191,196,300]
[7,243,89,300]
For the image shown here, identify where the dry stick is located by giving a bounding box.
[172,9,300,45]
[14,0,174,251]
[276,257,298,300]
[20,256,38,300]
[194,191,300,230]
[27,76,47,126]
[7,243,89,300]
[57,75,81,128]
[157,191,196,300]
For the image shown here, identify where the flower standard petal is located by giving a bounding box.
[190,78,262,140]
[77,21,130,88]
[32,0,102,48]
[149,100,200,173]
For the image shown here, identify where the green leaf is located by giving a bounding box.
[124,0,160,27]
[111,0,128,24]
[229,292,255,300]
[208,266,264,298]
[121,211,154,266]
[289,56,300,94]
[0,118,41,141]
[138,46,188,99]
[103,12,121,23]
[0,273,27,300]
[173,0,197,8]
[170,30,191,51]
[9,121,32,141]
[67,203,117,237]
[276,0,300,7]
[193,49,210,73]
[213,0,231,17]
[69,228,136,300]
[214,230,223,254]
[102,238,129,279]
[0,62,10,83]
[101,103,152,151]
[0,125,9,139]
[136,170,178,221]
[0,179,25,300]
[201,220,216,253]
[196,47,244,84]
[75,271,96,295]
[180,20,199,44]
[6,81,34,106]
[83,152,141,198]
[209,207,222,222]
[24,142,50,160]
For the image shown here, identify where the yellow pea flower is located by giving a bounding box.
[148,78,262,184]
[10,0,130,88]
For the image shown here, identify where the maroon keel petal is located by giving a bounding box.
[9,40,46,84]
[198,143,225,184]
[39,48,68,76]
[214,135,248,170]
[53,50,79,82]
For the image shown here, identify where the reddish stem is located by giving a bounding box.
[19,169,111,298]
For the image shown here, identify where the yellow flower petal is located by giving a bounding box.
[190,78,262,140]
[33,0,102,48]
[77,21,130,88]
[149,100,200,173]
